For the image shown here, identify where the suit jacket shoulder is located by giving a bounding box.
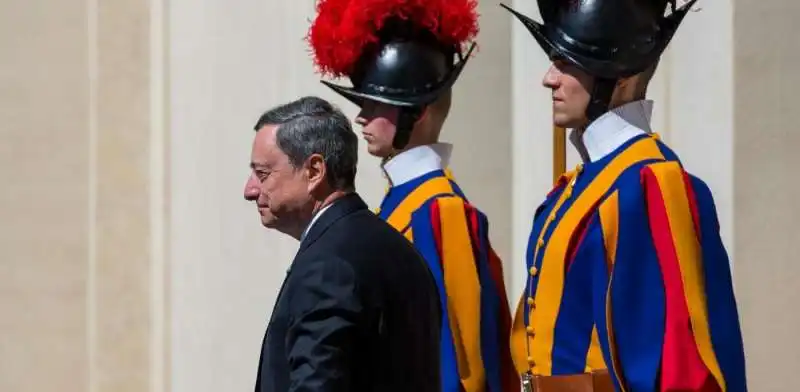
[257,193,441,392]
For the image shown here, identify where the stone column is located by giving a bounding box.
[0,0,168,391]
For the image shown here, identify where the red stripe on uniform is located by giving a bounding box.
[642,168,716,392]
[466,204,481,259]
[430,200,444,262]
[564,201,600,271]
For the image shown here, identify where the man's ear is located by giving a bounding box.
[616,75,632,90]
[305,153,327,192]
[414,106,430,126]
[609,75,638,107]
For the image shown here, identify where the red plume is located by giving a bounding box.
[307,0,479,78]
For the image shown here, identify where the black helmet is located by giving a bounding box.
[308,0,479,150]
[501,0,696,120]
[321,19,476,109]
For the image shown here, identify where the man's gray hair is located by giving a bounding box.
[254,96,358,190]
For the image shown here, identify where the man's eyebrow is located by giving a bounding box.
[250,162,269,170]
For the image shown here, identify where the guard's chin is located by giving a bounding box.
[366,142,392,159]
[553,113,585,129]
[552,114,572,129]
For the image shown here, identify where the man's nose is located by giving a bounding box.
[244,176,259,201]
[542,65,560,88]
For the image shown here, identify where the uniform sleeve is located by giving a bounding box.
[285,257,361,392]
[410,196,518,392]
[606,161,746,392]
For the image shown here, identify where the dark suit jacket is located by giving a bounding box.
[255,193,441,392]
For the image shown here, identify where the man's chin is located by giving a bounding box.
[260,217,279,229]
[553,115,582,129]
[366,144,391,158]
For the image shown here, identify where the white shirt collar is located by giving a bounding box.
[580,100,654,162]
[382,143,453,186]
[300,202,334,241]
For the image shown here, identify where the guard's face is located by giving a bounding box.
[542,60,593,129]
[244,125,312,231]
[355,100,399,158]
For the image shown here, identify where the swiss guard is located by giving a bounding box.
[307,0,519,391]
[501,0,747,391]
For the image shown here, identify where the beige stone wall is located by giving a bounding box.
[0,0,167,391]
[1,0,799,391]
[734,0,800,389]
[1,1,90,390]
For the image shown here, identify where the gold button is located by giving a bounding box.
[526,326,534,335]
[526,296,534,305]
[564,190,572,198]
[537,238,544,247]
[529,266,538,276]
[527,356,535,366]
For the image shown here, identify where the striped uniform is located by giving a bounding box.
[511,134,747,392]
[378,168,519,392]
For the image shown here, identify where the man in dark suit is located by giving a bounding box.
[244,96,442,392]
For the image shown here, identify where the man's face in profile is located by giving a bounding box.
[542,59,593,129]
[243,125,311,231]
[244,169,278,228]
[355,100,400,158]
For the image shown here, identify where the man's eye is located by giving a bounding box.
[256,171,270,180]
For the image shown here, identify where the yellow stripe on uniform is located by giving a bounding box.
[512,170,577,374]
[403,228,413,242]
[598,190,620,270]
[599,190,626,390]
[585,327,606,372]
[531,137,664,375]
[386,176,454,232]
[378,167,455,218]
[649,162,725,391]
[437,196,486,392]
